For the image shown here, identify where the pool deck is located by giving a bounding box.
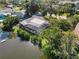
[0,19,4,22]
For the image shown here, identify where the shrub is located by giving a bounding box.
[57,20,72,31]
[17,28,30,41]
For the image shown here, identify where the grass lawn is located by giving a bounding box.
[0,3,5,10]
[0,22,4,28]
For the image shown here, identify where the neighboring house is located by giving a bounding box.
[59,1,79,9]
[3,8,13,13]
[13,10,26,18]
[0,8,12,16]
[0,0,10,3]
[0,0,26,4]
[73,23,79,36]
[59,1,79,13]
[47,13,67,19]
[34,12,42,16]
[19,16,49,35]
[74,1,79,9]
[59,1,74,5]
[12,0,26,4]
[57,15,67,19]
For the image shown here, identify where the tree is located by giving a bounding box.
[40,27,63,59]
[62,31,77,59]
[2,15,19,31]
[30,35,38,45]
[70,15,79,28]
[25,0,39,17]
[59,3,76,15]
[57,20,72,31]
[17,28,30,41]
[46,0,59,16]
[38,25,77,59]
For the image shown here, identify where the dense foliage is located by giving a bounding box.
[2,15,19,31]
[17,28,30,41]
[15,15,79,59]
[25,0,39,17]
[58,3,76,15]
[2,0,79,59]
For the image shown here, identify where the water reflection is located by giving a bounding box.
[0,28,43,59]
[0,37,43,59]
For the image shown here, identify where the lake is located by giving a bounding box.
[0,37,43,59]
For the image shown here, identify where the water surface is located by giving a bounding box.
[0,38,42,59]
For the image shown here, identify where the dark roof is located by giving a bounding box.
[20,16,49,34]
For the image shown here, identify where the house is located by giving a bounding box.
[6,4,13,8]
[59,1,79,13]
[0,0,6,3]
[0,0,26,4]
[3,8,13,13]
[12,0,26,4]
[0,8,13,16]
[74,1,79,9]
[19,16,49,35]
[0,0,14,3]
[57,15,67,19]
[59,1,74,5]
[13,10,25,19]
[59,1,79,9]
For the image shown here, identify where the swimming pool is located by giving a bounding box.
[0,28,10,43]
[0,14,5,22]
